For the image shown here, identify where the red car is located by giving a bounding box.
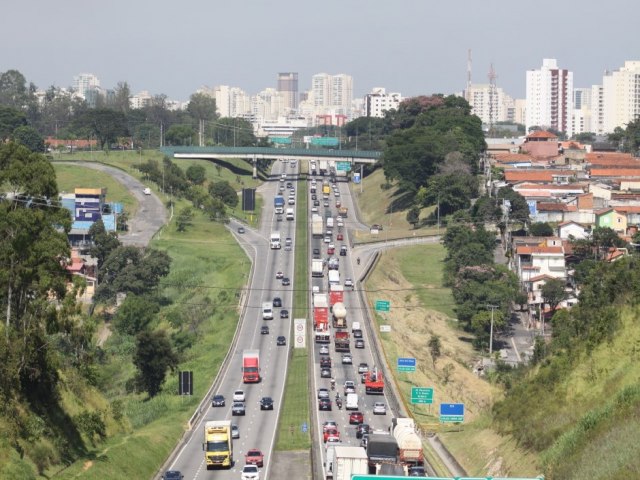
[349,411,364,425]
[323,428,340,443]
[337,233,344,241]
[327,246,335,255]
[245,449,264,467]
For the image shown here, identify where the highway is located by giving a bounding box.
[166,161,298,479]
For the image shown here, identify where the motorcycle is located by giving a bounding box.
[336,398,342,409]
[330,379,336,391]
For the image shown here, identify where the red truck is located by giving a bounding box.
[314,294,331,343]
[242,350,260,383]
[364,367,384,394]
[329,284,344,307]
[334,331,350,352]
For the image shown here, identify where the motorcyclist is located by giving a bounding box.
[357,257,361,265]
[330,378,336,390]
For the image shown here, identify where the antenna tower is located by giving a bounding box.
[488,63,497,133]
[466,49,472,101]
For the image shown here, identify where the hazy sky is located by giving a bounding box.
[2,0,638,102]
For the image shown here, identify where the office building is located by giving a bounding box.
[277,72,299,112]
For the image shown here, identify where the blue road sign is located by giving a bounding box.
[398,357,417,372]
[440,403,464,422]
[301,422,308,433]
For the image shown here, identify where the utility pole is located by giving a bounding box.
[487,304,498,356]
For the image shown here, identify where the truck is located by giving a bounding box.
[334,330,350,352]
[332,302,347,329]
[328,269,340,286]
[312,214,324,238]
[314,293,330,343]
[286,207,294,221]
[312,259,324,278]
[319,159,329,176]
[329,284,344,306]
[367,433,399,472]
[325,446,368,479]
[392,418,424,466]
[242,350,260,383]
[322,183,331,196]
[203,420,233,469]
[328,257,339,270]
[270,232,281,249]
[338,206,348,218]
[274,195,285,214]
[364,367,385,394]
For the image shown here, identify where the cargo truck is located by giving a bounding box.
[364,367,385,394]
[322,183,331,196]
[334,330,350,352]
[332,302,347,329]
[391,418,424,466]
[312,259,324,277]
[367,434,399,473]
[328,270,340,286]
[329,284,344,306]
[274,195,285,214]
[242,350,260,383]
[312,214,324,238]
[270,232,281,249]
[325,446,368,479]
[314,293,330,343]
[338,206,348,218]
[319,159,329,176]
[203,420,233,469]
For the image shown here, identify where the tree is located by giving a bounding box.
[212,118,257,146]
[74,108,129,150]
[113,294,160,335]
[497,186,530,225]
[111,81,131,114]
[176,207,194,232]
[0,69,32,109]
[209,181,238,207]
[529,222,554,237]
[165,124,195,146]
[541,278,568,314]
[609,118,640,154]
[406,206,420,228]
[187,92,217,146]
[0,105,27,141]
[185,164,206,185]
[428,335,442,366]
[12,125,45,153]
[89,220,121,269]
[133,330,178,397]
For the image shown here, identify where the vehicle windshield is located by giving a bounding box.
[244,367,258,373]
[206,440,230,452]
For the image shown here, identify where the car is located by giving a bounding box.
[286,182,292,188]
[320,356,331,368]
[342,353,352,364]
[323,236,331,244]
[319,345,329,355]
[327,246,335,255]
[337,233,344,241]
[353,329,363,339]
[231,423,240,439]
[320,368,332,378]
[349,411,364,424]
[358,363,369,374]
[261,325,269,334]
[328,243,335,250]
[355,339,365,349]
[317,388,330,399]
[232,402,246,416]
[275,271,284,279]
[237,227,245,234]
[280,309,289,319]
[162,470,183,480]
[373,402,387,415]
[279,185,285,192]
[284,243,292,251]
[277,215,283,222]
[356,423,370,439]
[408,466,427,477]
[211,394,225,407]
[324,201,330,207]
[311,206,318,213]
[340,245,347,256]
[241,464,260,480]
[344,278,354,289]
[334,191,340,197]
[313,200,320,206]
[323,427,340,442]
[313,248,321,258]
[260,397,274,410]
[277,335,286,346]
[288,198,295,205]
[371,224,383,231]
[282,277,290,286]
[286,237,293,246]
[318,398,332,411]
[344,381,356,394]
[233,390,245,402]
[273,297,282,307]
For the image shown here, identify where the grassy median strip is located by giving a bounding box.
[276,167,311,450]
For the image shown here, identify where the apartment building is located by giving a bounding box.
[526,59,574,137]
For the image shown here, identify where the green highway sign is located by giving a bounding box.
[411,387,434,404]
[336,161,352,171]
[375,300,390,312]
[310,136,339,147]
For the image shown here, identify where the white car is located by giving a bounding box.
[233,390,245,402]
[241,464,260,480]
[344,278,354,289]
[343,381,356,394]
[342,353,352,365]
[319,345,329,355]
[373,402,387,415]
[323,236,331,244]
[143,187,151,195]
[311,206,318,213]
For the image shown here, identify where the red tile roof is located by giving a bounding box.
[492,153,534,163]
[590,168,640,178]
[586,152,640,166]
[517,246,564,255]
[537,203,577,212]
[526,130,558,139]
[504,169,575,183]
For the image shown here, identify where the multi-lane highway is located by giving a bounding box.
[166,161,298,479]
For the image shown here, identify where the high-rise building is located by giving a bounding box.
[277,72,298,112]
[312,73,332,108]
[601,61,640,134]
[331,74,353,115]
[73,73,100,99]
[464,84,513,126]
[364,88,402,118]
[525,59,574,137]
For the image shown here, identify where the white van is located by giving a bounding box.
[326,217,334,229]
[262,302,273,320]
[351,321,361,332]
[346,393,358,410]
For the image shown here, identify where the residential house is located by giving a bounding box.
[557,221,590,240]
[513,240,566,284]
[595,208,627,234]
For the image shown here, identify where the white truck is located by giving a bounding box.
[312,259,324,278]
[286,207,295,221]
[262,302,273,320]
[270,232,281,249]
[392,418,424,466]
[326,217,334,229]
[328,269,340,286]
[346,393,358,410]
[312,214,324,238]
[325,446,368,480]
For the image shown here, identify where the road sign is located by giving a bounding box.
[398,357,417,372]
[380,325,391,332]
[375,300,390,312]
[294,318,306,348]
[411,387,434,404]
[310,136,339,147]
[336,161,351,172]
[353,173,361,184]
[440,403,464,422]
[301,422,308,433]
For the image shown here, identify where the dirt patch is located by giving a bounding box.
[82,460,93,471]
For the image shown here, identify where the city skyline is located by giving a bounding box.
[1,0,638,102]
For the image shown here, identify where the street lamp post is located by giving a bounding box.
[487,304,498,356]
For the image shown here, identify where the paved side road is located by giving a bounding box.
[56,162,167,246]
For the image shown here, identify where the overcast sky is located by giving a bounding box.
[2,0,638,102]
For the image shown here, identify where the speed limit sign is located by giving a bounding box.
[294,318,306,348]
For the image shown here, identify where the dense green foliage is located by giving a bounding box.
[608,117,640,154]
